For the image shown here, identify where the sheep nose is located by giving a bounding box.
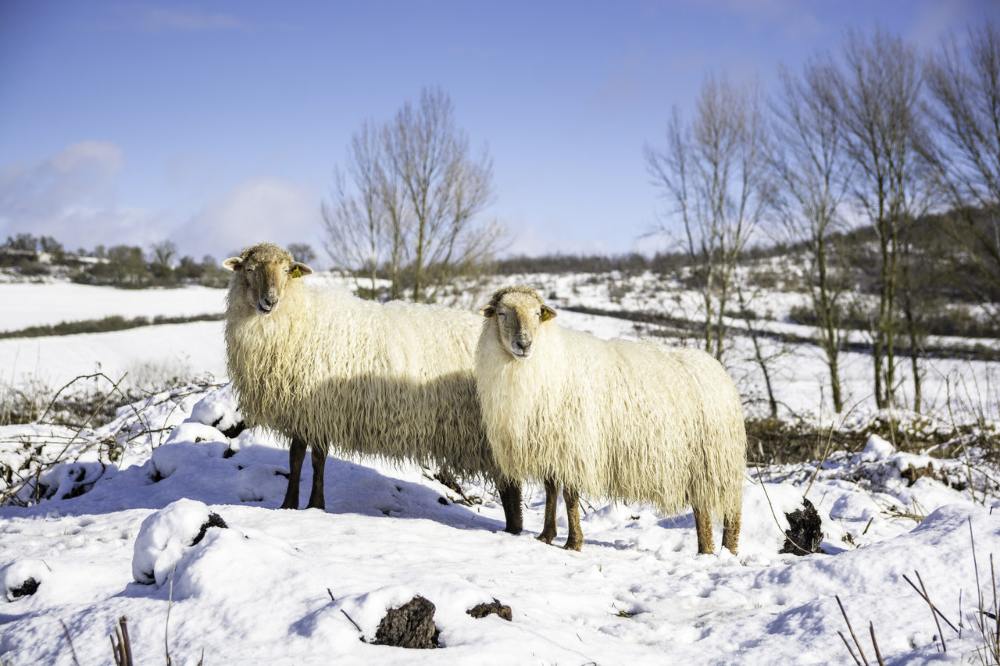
[258,295,278,313]
[513,339,532,355]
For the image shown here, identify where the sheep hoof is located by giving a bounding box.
[279,500,298,510]
[536,531,556,545]
[563,540,583,552]
[306,501,326,511]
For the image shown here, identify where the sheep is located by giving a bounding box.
[222,243,522,533]
[474,286,745,552]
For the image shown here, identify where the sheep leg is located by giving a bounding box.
[722,511,741,555]
[536,478,559,544]
[693,507,715,554]
[306,446,327,510]
[497,480,523,535]
[280,437,307,509]
[562,487,583,551]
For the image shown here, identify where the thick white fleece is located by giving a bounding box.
[476,321,746,519]
[226,281,498,478]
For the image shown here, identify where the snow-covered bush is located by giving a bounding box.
[131,498,227,586]
[1,559,49,602]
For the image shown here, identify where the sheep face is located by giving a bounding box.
[481,287,556,360]
[223,243,313,316]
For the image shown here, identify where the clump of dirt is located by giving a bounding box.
[9,577,40,599]
[467,599,512,622]
[373,596,440,649]
[190,512,228,546]
[780,498,824,555]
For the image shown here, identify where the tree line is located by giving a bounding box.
[0,234,317,289]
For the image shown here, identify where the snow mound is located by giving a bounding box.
[131,498,227,586]
[189,384,242,434]
[27,461,112,503]
[172,527,296,603]
[2,559,49,602]
[150,433,228,480]
[858,434,895,462]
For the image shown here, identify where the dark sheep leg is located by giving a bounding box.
[306,446,327,510]
[536,478,559,544]
[280,437,307,509]
[497,479,523,535]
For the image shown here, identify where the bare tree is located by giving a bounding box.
[769,59,853,412]
[324,88,501,302]
[149,241,177,274]
[383,87,499,302]
[833,29,928,410]
[925,22,1000,323]
[287,243,317,265]
[323,121,392,294]
[646,76,770,360]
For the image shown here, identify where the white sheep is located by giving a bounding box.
[222,243,522,533]
[474,286,745,552]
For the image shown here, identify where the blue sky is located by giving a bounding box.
[1,1,997,262]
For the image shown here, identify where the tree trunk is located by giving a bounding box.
[815,237,844,413]
[738,284,778,419]
[901,254,922,413]
[412,218,426,302]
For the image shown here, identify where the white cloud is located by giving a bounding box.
[0,143,323,260]
[170,179,322,260]
[0,141,164,251]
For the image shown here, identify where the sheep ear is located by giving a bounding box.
[290,262,313,278]
[540,304,557,322]
[480,305,496,318]
[222,257,242,271]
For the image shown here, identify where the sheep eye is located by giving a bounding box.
[497,312,506,319]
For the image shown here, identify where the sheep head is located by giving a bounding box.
[222,243,313,315]
[480,286,556,360]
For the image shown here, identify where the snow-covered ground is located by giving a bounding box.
[1,385,998,664]
[0,283,226,332]
[2,273,999,663]
[4,274,995,422]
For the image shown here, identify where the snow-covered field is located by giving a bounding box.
[2,274,999,664]
[0,283,226,332]
[4,273,997,421]
[1,385,998,664]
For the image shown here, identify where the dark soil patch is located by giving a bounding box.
[9,577,40,599]
[467,599,512,622]
[190,512,228,546]
[373,595,440,649]
[781,498,824,555]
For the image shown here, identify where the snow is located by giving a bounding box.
[858,434,895,462]
[2,275,1000,663]
[1,385,998,664]
[0,283,226,332]
[0,321,227,390]
[131,498,219,586]
[1,559,49,602]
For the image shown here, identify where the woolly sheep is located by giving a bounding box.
[222,243,522,533]
[474,286,745,552]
